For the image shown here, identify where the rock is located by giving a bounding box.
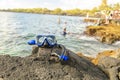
[113,48,120,59]
[92,50,115,65]
[98,56,120,80]
[91,48,120,80]
[77,52,94,61]
[84,25,120,44]
[0,78,3,80]
[0,46,108,80]
[32,45,39,54]
[98,57,120,69]
[92,48,120,65]
[84,18,97,23]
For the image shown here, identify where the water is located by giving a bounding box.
[0,12,120,57]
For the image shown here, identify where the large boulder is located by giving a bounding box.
[92,48,120,65]
[98,56,120,80]
[84,25,120,44]
[0,46,108,80]
[92,48,120,80]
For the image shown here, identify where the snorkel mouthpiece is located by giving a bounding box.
[28,40,36,45]
[59,54,69,61]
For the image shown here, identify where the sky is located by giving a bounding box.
[0,0,120,10]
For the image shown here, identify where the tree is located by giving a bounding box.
[113,3,120,10]
[102,0,107,6]
[99,0,108,10]
[52,8,62,15]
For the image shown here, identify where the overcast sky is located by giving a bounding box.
[0,0,120,10]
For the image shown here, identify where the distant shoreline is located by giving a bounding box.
[0,10,85,17]
[0,10,87,17]
[0,8,90,17]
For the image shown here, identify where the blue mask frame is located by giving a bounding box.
[28,35,57,47]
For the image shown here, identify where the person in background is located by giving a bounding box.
[63,27,67,36]
[58,16,61,24]
[63,22,67,36]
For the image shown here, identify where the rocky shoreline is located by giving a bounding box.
[78,48,120,80]
[0,46,120,80]
[83,21,120,80]
[0,46,108,80]
[91,48,120,80]
[84,23,120,44]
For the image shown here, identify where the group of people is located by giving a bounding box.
[95,10,120,25]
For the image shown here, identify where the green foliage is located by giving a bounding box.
[65,9,81,16]
[51,8,62,14]
[113,3,120,10]
[0,0,119,17]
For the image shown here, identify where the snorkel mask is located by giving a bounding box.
[28,35,57,47]
[28,35,69,61]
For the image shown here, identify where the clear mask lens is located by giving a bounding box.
[38,37,45,43]
[47,37,54,44]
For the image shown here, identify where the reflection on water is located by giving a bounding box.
[0,12,120,57]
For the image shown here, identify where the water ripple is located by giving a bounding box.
[0,12,120,57]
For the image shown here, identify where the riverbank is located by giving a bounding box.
[0,46,108,80]
[84,23,120,44]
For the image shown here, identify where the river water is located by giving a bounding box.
[0,12,120,57]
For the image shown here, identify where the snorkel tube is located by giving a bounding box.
[51,44,69,61]
[58,45,69,61]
